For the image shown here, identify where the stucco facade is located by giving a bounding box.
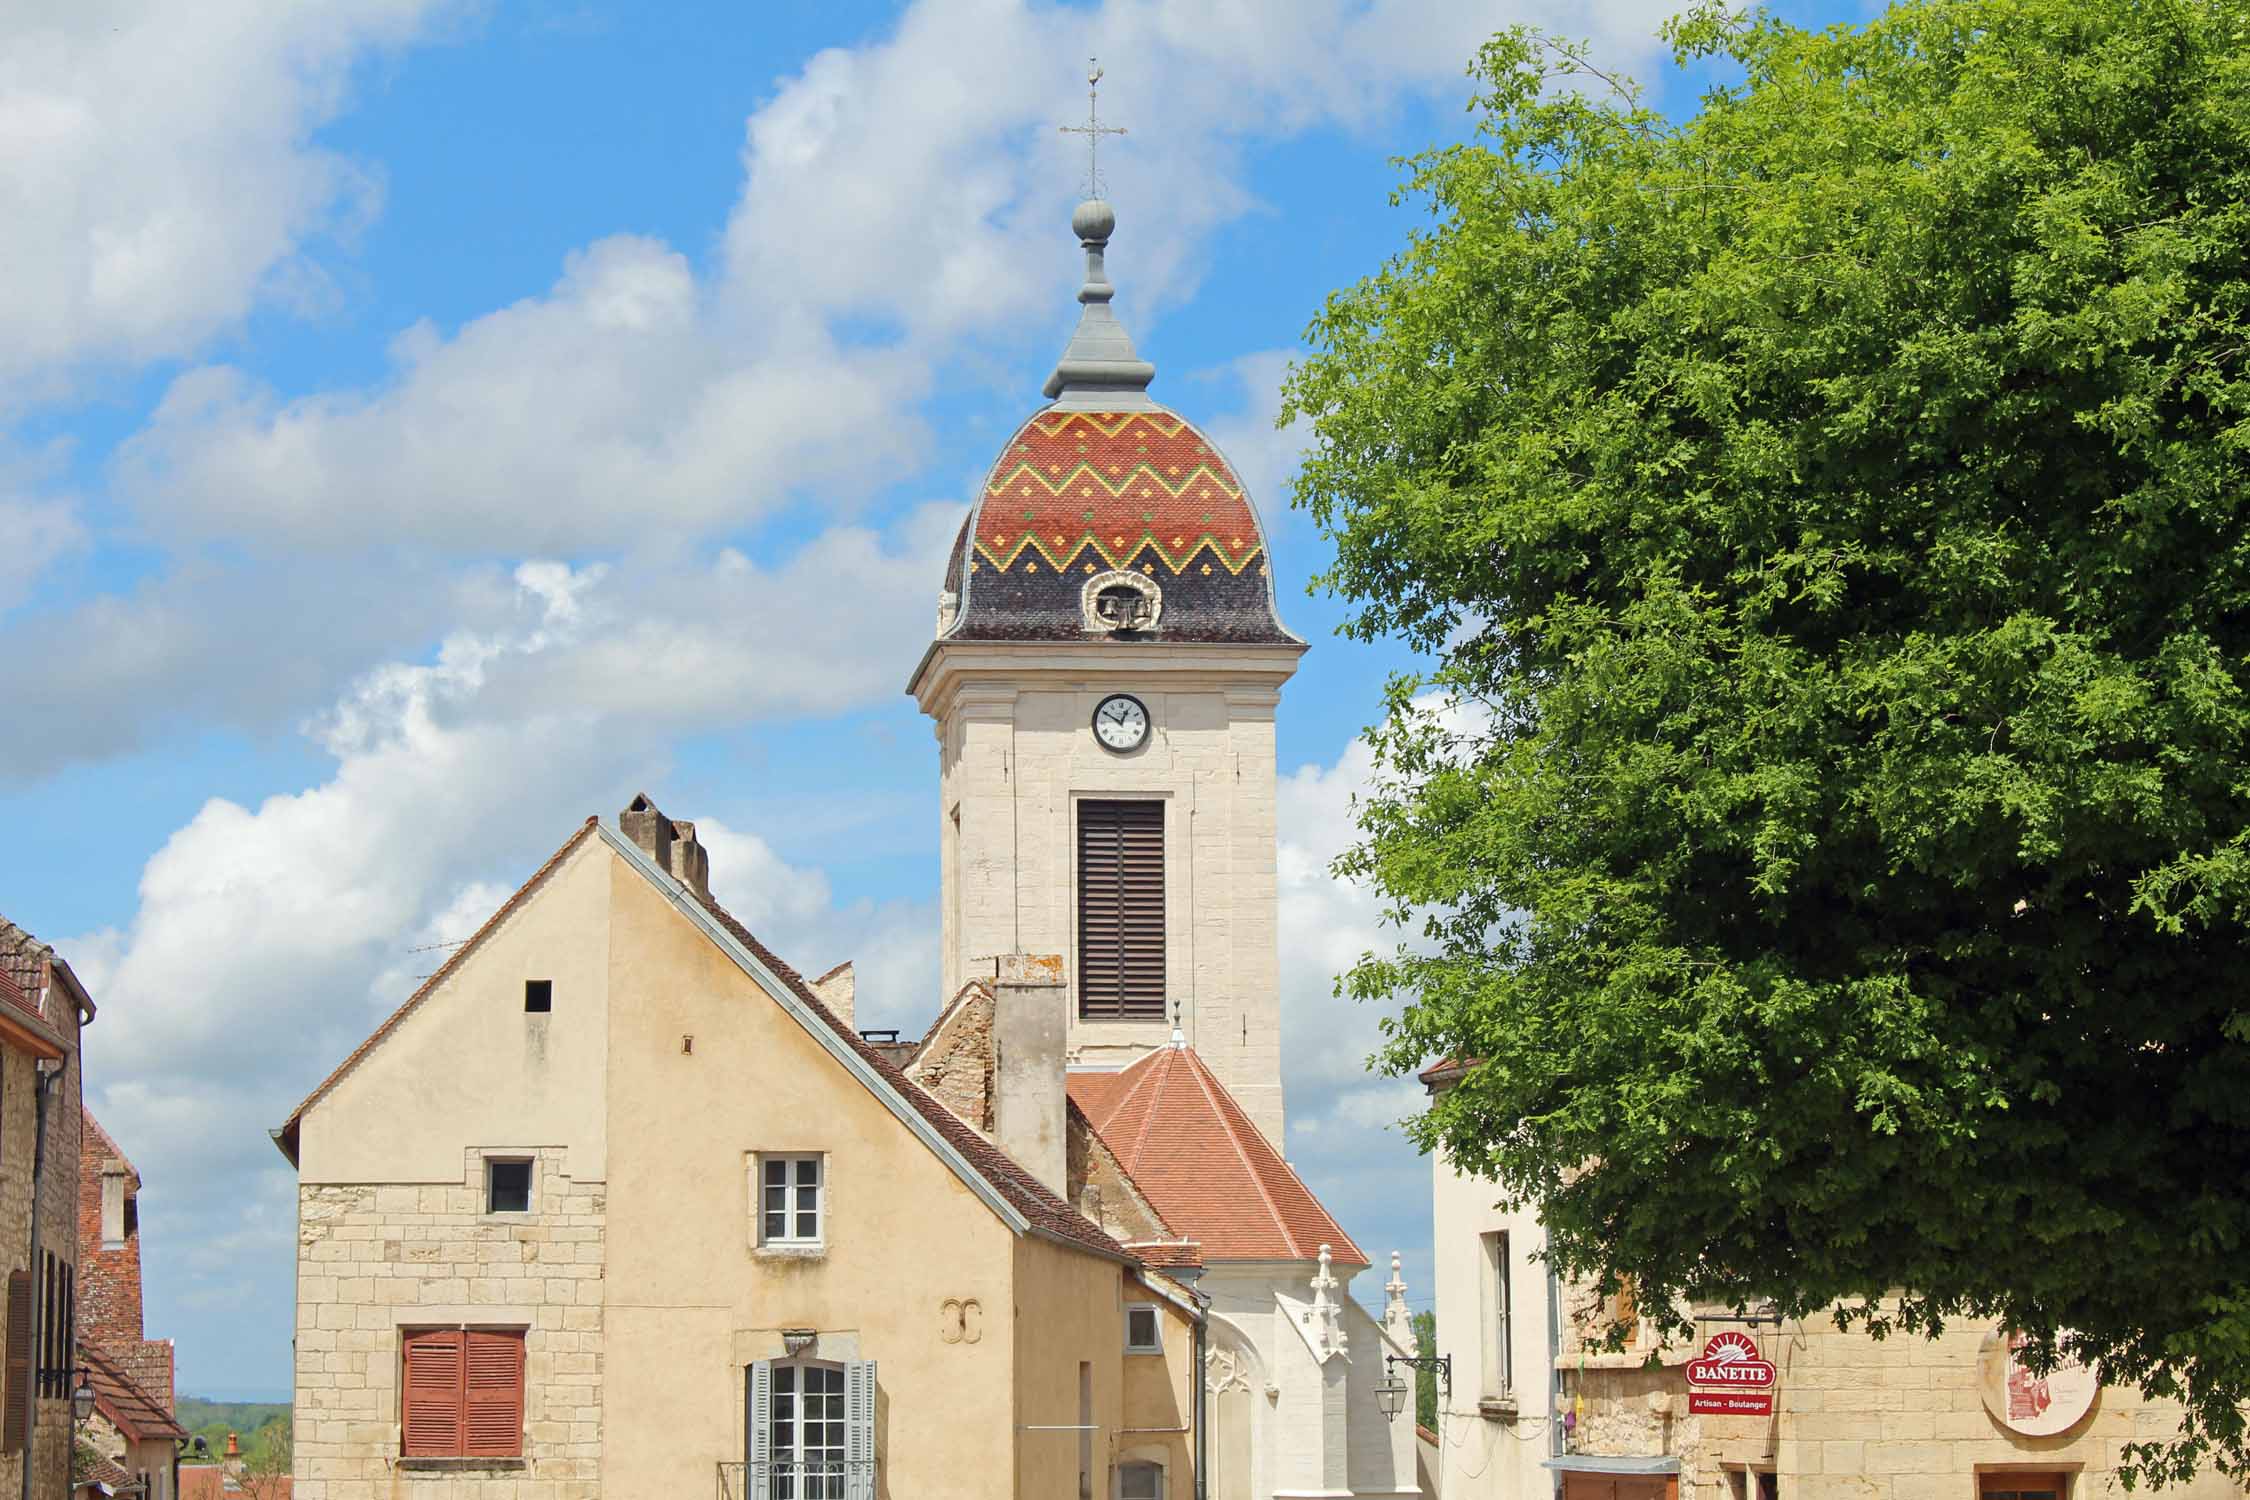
[282,815,1199,1500]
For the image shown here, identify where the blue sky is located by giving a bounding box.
[0,0,1862,1399]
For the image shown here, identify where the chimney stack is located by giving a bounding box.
[620,794,711,900]
[989,953,1068,1198]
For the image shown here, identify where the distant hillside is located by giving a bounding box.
[176,1398,287,1456]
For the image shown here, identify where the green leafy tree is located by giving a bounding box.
[239,1418,292,1500]
[1283,0,2250,1480]
[1411,1310,1439,1428]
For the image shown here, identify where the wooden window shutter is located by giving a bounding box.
[1078,800,1165,1020]
[463,1329,525,1457]
[400,1329,465,1457]
[2,1269,27,1453]
[845,1360,877,1500]
[746,1361,773,1492]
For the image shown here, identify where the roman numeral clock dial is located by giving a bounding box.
[1093,694,1149,752]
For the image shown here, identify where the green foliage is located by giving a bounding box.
[177,1397,287,1462]
[1283,0,2250,1481]
[1411,1309,1439,1428]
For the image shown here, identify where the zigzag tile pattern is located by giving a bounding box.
[973,410,1266,577]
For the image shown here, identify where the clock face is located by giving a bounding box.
[1093,694,1150,752]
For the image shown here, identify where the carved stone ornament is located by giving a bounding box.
[1082,569,1161,633]
[1206,1346,1252,1395]
[939,1297,985,1345]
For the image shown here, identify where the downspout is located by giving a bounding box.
[1193,1290,1209,1500]
[22,1043,58,1500]
[1547,1262,1564,1478]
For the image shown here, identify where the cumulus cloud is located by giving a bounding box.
[67,556,943,1381]
[0,0,456,395]
[110,0,1674,556]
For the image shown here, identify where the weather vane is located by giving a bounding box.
[1059,57,1126,199]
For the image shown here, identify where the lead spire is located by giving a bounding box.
[1045,61,1157,411]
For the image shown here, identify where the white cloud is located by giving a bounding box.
[110,0,1675,556]
[0,0,457,395]
[0,496,81,611]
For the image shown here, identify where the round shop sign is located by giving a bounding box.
[1978,1330,2098,1436]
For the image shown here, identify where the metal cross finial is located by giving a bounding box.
[1059,57,1126,199]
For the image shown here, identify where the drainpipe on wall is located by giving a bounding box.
[22,1044,58,1500]
[1547,1261,1565,1493]
[1193,1289,1210,1500]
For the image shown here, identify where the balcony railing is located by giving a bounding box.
[715,1460,871,1499]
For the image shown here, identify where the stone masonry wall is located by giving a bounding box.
[293,1146,604,1500]
[1559,1301,2246,1500]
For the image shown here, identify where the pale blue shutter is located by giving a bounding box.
[845,1359,877,1500]
[748,1361,773,1498]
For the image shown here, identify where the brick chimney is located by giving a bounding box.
[989,953,1068,1197]
[619,794,711,899]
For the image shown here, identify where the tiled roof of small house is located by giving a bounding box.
[1418,1056,1474,1087]
[1069,1045,1366,1267]
[80,1340,185,1442]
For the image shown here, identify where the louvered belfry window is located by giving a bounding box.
[402,1327,525,1457]
[1078,799,1166,1020]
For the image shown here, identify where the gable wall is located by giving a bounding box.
[597,861,1022,1495]
[299,837,612,1185]
[290,838,613,1500]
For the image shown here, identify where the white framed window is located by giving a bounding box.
[757,1155,824,1247]
[1482,1230,1513,1398]
[1124,1303,1162,1354]
[1117,1461,1164,1500]
[749,1358,875,1500]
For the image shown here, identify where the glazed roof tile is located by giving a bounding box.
[1069,1046,1367,1267]
[941,408,1296,646]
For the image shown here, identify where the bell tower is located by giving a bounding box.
[906,197,1303,1148]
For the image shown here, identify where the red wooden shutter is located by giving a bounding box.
[1079,800,1166,1019]
[2,1269,26,1453]
[462,1329,525,1457]
[401,1329,465,1457]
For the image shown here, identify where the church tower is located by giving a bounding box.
[906,197,1304,1148]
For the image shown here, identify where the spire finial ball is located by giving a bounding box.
[1072,198,1115,245]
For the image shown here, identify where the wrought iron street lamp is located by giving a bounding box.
[1379,1353,1450,1420]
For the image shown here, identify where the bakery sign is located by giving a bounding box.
[1686,1330,1778,1416]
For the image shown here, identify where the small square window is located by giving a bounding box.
[485,1158,532,1214]
[758,1155,823,1246]
[1125,1304,1161,1354]
[1119,1462,1163,1500]
[524,980,552,1013]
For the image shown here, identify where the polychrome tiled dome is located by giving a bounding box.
[936,203,1295,646]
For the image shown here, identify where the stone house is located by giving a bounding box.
[76,1108,185,1499]
[1420,1060,2249,1500]
[0,919,97,1500]
[275,802,1201,1499]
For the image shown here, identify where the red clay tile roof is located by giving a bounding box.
[77,1455,133,1493]
[80,1340,185,1442]
[0,924,49,1024]
[1070,1047,1367,1267]
[687,887,1131,1266]
[276,820,603,1155]
[1418,1056,1473,1087]
[1125,1239,1205,1269]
